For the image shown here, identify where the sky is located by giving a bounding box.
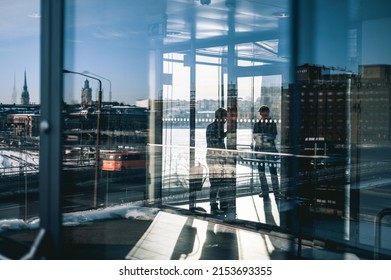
[63,0,161,105]
[1,1,391,105]
[0,0,40,104]
[0,0,155,105]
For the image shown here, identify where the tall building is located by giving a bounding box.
[281,64,355,222]
[81,79,92,107]
[20,70,30,105]
[282,64,354,151]
[350,65,391,184]
[356,65,391,144]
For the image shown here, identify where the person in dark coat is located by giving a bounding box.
[252,105,282,200]
[206,108,229,213]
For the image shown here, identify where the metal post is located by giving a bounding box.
[63,70,102,208]
[225,0,237,218]
[40,0,64,259]
[189,8,197,211]
[83,71,112,145]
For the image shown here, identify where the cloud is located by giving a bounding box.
[28,13,41,19]
[0,1,40,38]
[92,26,135,39]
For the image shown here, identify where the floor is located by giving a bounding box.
[126,193,365,260]
[1,193,374,260]
[126,211,290,260]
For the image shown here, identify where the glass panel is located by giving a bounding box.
[0,0,41,259]
[294,0,391,258]
[62,0,294,259]
[4,0,391,261]
[352,0,391,259]
[59,0,391,260]
[63,1,150,211]
[159,1,292,232]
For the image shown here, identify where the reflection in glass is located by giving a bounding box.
[0,0,41,259]
[1,0,388,259]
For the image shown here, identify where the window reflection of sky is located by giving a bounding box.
[1,0,391,104]
[0,0,40,104]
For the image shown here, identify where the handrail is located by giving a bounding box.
[0,228,46,260]
[374,208,391,260]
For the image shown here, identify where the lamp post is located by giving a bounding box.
[82,71,111,103]
[82,71,113,146]
[63,69,102,208]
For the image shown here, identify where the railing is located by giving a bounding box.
[374,208,391,259]
[0,229,46,260]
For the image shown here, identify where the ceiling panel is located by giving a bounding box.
[162,0,290,62]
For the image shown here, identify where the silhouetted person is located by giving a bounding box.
[252,105,282,200]
[206,108,229,213]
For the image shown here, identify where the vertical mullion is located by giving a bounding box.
[39,0,64,259]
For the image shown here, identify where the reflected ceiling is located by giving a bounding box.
[152,0,290,63]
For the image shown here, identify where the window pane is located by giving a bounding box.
[59,0,391,260]
[61,0,293,259]
[0,0,41,259]
[294,0,391,258]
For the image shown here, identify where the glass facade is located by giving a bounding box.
[1,0,391,260]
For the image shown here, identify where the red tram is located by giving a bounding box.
[102,151,146,172]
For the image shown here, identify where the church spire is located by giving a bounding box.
[21,69,30,105]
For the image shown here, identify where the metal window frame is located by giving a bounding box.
[39,0,65,259]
